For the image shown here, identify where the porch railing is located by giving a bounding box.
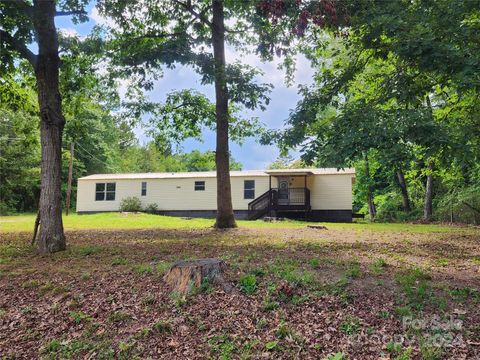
[247,188,310,220]
[276,187,310,206]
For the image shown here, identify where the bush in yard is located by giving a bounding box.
[144,203,158,213]
[119,196,142,212]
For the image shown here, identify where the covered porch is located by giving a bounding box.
[248,170,314,220]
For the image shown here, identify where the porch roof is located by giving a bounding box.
[264,169,315,176]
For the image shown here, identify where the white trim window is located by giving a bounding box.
[141,181,147,196]
[95,182,116,201]
[194,181,205,191]
[244,180,255,199]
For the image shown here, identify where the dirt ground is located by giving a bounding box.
[1,225,479,359]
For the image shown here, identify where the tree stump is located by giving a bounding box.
[163,258,230,294]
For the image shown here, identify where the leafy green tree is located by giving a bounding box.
[263,33,453,220]
[268,154,306,170]
[348,0,480,91]
[0,108,40,214]
[0,0,89,253]
[97,0,278,228]
[117,144,242,173]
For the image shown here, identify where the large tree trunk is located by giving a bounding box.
[396,169,411,212]
[364,153,376,219]
[211,0,236,228]
[33,0,66,253]
[423,161,434,222]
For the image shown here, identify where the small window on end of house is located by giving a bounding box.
[244,180,255,199]
[141,182,147,196]
[194,181,205,191]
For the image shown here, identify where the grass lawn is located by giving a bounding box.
[1,213,479,359]
[0,212,470,233]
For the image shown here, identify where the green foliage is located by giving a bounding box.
[323,353,345,360]
[107,311,131,323]
[344,261,361,279]
[0,107,40,213]
[207,334,236,359]
[170,291,187,308]
[145,89,264,150]
[239,274,257,295]
[132,263,154,274]
[370,258,388,275]
[262,5,480,224]
[395,268,432,310]
[269,259,315,287]
[265,340,279,351]
[144,203,158,214]
[112,257,128,266]
[75,245,102,257]
[119,197,142,212]
[339,316,361,335]
[153,320,172,334]
[118,146,242,174]
[69,311,92,324]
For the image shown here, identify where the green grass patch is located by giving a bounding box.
[21,279,40,289]
[111,257,128,266]
[155,261,171,275]
[339,316,361,335]
[153,320,173,334]
[395,267,433,311]
[69,311,92,324]
[269,258,316,286]
[207,334,236,359]
[107,310,131,323]
[239,274,257,295]
[449,287,480,302]
[74,245,102,257]
[0,212,469,233]
[132,263,154,274]
[370,258,388,274]
[344,260,361,279]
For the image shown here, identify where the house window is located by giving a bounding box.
[95,182,116,201]
[194,181,205,191]
[141,182,147,196]
[244,180,255,199]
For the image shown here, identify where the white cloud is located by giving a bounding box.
[89,6,117,29]
[225,45,314,88]
[59,27,80,38]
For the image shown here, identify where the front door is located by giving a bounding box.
[278,177,289,205]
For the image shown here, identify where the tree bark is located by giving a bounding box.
[423,161,434,222]
[364,153,376,219]
[396,169,411,212]
[32,0,66,253]
[211,0,236,228]
[164,258,231,294]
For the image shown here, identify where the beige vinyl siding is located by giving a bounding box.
[76,171,354,213]
[76,176,270,212]
[308,174,353,210]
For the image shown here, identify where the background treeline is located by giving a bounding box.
[263,0,480,224]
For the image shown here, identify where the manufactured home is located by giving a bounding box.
[76,168,355,222]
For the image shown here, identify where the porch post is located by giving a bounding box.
[304,175,308,220]
[268,175,272,216]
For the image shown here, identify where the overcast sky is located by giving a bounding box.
[56,4,314,170]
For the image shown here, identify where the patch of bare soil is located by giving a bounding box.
[0,226,479,359]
